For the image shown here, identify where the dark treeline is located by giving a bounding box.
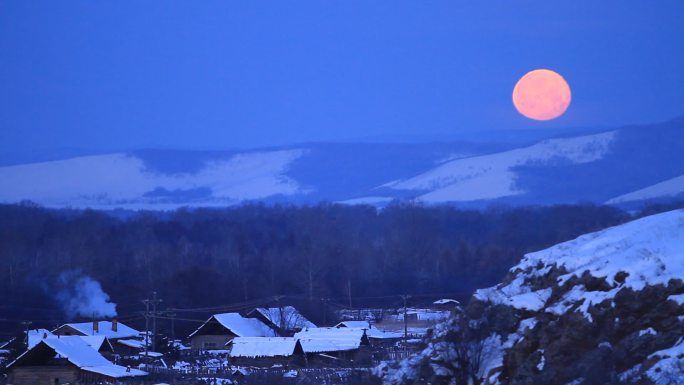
[0,201,679,338]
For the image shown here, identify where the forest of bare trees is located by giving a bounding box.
[1,201,678,339]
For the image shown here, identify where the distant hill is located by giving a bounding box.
[0,118,682,209]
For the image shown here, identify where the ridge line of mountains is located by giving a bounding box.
[1,117,682,210]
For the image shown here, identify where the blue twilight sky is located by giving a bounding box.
[1,1,683,156]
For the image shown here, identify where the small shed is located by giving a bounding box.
[189,312,276,351]
[116,338,146,356]
[227,337,305,367]
[6,336,146,385]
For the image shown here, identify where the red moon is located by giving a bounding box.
[513,69,571,120]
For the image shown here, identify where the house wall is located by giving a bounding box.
[191,334,232,351]
[229,355,299,368]
[8,366,79,385]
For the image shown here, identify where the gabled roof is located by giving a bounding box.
[8,336,146,378]
[335,320,371,329]
[28,329,55,349]
[294,327,368,353]
[189,313,275,338]
[78,336,113,352]
[117,338,145,349]
[28,329,113,351]
[227,337,301,358]
[252,307,316,330]
[56,321,140,339]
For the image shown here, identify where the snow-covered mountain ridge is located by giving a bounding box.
[378,209,684,385]
[0,118,682,209]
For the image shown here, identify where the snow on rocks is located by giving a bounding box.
[378,209,684,385]
[475,209,684,320]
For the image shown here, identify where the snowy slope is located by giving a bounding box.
[606,175,684,204]
[384,131,616,203]
[0,150,305,209]
[378,210,684,385]
[475,209,684,320]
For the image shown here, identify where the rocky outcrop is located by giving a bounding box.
[377,210,684,385]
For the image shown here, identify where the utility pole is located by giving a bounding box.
[152,291,162,352]
[141,298,151,357]
[321,298,328,325]
[21,321,32,349]
[141,291,162,355]
[400,294,411,351]
[167,311,176,342]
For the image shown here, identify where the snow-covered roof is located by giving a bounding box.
[227,337,300,358]
[335,321,371,329]
[117,338,145,349]
[253,307,316,330]
[78,336,111,351]
[189,313,275,338]
[58,320,140,339]
[332,323,401,339]
[29,329,110,351]
[294,327,367,353]
[475,209,684,321]
[433,298,460,305]
[28,329,55,349]
[10,336,146,378]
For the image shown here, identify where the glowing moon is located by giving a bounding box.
[512,69,571,120]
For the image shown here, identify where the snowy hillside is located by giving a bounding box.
[378,209,684,385]
[384,131,616,203]
[0,118,682,209]
[475,209,684,319]
[0,150,306,209]
[606,175,684,205]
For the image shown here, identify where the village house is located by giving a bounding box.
[189,312,276,351]
[247,306,316,336]
[115,337,146,357]
[226,336,305,367]
[28,329,115,359]
[6,336,146,385]
[294,327,372,366]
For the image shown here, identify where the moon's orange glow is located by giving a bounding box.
[512,69,571,120]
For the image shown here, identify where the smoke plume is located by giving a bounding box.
[54,271,117,319]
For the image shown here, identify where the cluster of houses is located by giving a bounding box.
[1,300,460,384]
[188,306,403,368]
[4,320,148,385]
